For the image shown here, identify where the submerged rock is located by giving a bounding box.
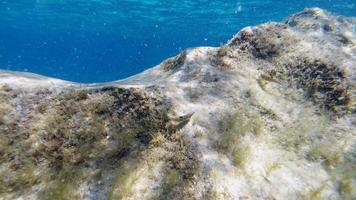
[0,8,355,200]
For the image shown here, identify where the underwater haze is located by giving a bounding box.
[0,0,355,83]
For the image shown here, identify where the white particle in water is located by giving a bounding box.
[235,4,242,13]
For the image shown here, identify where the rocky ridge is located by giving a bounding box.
[0,8,355,200]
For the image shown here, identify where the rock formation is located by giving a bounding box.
[0,8,355,200]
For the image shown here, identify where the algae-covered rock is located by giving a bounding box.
[0,8,355,200]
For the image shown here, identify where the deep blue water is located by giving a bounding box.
[0,0,355,83]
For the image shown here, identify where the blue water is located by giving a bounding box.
[0,1,355,83]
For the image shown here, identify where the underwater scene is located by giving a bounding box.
[0,0,355,82]
[0,1,356,200]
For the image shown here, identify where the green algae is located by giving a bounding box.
[108,159,140,200]
[213,111,264,167]
[161,51,187,72]
[39,167,82,200]
[0,86,178,199]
